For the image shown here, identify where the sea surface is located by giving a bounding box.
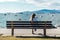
[0,13,60,28]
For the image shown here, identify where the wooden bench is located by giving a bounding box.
[7,21,55,29]
[6,21,55,37]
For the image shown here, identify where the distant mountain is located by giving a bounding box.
[35,9,60,14]
[17,9,60,14]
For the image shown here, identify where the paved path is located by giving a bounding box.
[0,27,60,37]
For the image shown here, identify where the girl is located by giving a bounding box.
[30,13,38,34]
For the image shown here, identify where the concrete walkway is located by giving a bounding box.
[0,27,60,37]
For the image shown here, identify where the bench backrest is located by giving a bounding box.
[6,21,55,29]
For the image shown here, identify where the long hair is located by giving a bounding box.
[32,13,36,20]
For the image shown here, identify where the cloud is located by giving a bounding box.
[25,0,52,6]
[0,0,60,13]
[0,0,60,9]
[51,3,60,6]
[0,0,18,2]
[25,0,60,9]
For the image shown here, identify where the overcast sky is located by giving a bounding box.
[0,0,60,13]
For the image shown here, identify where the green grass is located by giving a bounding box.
[0,36,60,40]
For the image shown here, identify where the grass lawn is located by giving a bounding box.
[0,36,60,40]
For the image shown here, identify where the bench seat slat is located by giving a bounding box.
[7,26,52,27]
[7,21,52,23]
[7,25,52,26]
[7,24,52,25]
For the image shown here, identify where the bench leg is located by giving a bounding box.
[32,29,34,34]
[35,28,37,31]
[32,28,37,34]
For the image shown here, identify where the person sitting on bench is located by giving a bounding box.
[29,13,38,34]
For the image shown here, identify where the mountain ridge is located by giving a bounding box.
[17,9,60,14]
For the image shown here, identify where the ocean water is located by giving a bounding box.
[0,13,60,28]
